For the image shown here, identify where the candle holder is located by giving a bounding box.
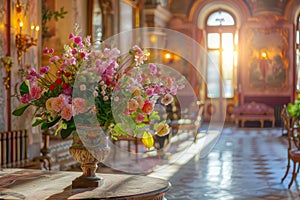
[15,0,39,66]
[15,32,38,65]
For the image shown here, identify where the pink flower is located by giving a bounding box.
[80,52,88,59]
[68,57,76,65]
[166,77,173,86]
[29,67,38,77]
[30,86,42,99]
[61,104,72,121]
[132,45,143,55]
[74,36,82,44]
[63,86,73,95]
[25,74,35,81]
[145,88,154,97]
[52,95,67,112]
[49,48,54,54]
[85,37,91,46]
[69,33,74,39]
[49,56,60,63]
[42,48,49,55]
[149,63,157,75]
[142,100,154,115]
[136,113,145,123]
[40,66,50,74]
[72,98,86,115]
[20,94,31,103]
[71,48,77,55]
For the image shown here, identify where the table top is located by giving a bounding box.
[0,168,171,200]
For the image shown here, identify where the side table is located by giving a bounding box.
[0,168,171,200]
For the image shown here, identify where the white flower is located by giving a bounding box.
[80,84,86,91]
[103,96,109,101]
[93,91,98,97]
[114,96,119,102]
[161,94,173,105]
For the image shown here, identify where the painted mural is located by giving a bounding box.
[242,26,291,95]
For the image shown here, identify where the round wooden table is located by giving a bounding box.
[0,168,171,200]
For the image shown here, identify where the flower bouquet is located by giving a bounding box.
[13,24,184,148]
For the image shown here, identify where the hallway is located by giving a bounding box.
[155,126,299,200]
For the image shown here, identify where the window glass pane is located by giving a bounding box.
[223,80,233,98]
[222,33,233,98]
[92,0,102,45]
[207,11,235,26]
[120,1,132,32]
[297,49,300,91]
[208,33,220,48]
[207,51,220,98]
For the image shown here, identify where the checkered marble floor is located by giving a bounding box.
[154,124,300,200]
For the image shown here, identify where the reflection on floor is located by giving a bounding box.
[72,123,299,199]
[159,124,299,200]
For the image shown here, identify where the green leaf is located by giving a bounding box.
[41,116,61,130]
[149,111,160,121]
[19,81,29,96]
[113,123,127,136]
[32,117,44,126]
[60,128,74,139]
[12,104,31,116]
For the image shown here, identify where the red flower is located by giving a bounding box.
[56,70,62,76]
[142,100,154,115]
[49,84,55,91]
[55,78,63,85]
[64,72,71,77]
[62,83,69,89]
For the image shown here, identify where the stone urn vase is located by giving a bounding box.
[69,127,110,188]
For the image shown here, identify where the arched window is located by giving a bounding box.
[206,10,237,99]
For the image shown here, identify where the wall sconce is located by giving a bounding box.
[260,51,267,59]
[15,0,39,66]
[1,56,13,89]
[163,51,174,63]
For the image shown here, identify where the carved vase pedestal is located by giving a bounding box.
[69,129,110,189]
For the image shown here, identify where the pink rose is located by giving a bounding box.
[61,104,72,121]
[74,36,82,45]
[30,86,42,99]
[136,113,145,123]
[63,86,73,95]
[52,95,67,112]
[72,98,86,115]
[20,94,31,104]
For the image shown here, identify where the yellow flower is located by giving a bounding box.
[46,98,55,111]
[155,123,170,137]
[142,131,154,148]
[135,96,144,109]
[132,87,141,96]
